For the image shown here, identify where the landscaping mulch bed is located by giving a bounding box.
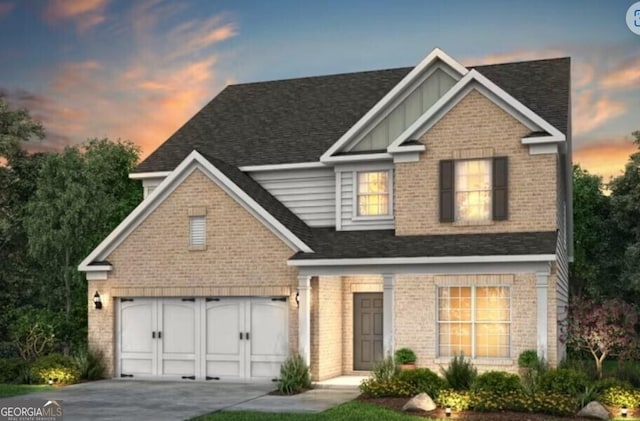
[356,395,632,420]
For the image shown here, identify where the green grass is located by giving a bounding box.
[0,384,51,398]
[192,401,426,421]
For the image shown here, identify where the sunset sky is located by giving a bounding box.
[0,0,638,181]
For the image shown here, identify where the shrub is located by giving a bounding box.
[600,385,640,408]
[372,356,399,382]
[29,353,80,385]
[530,392,579,416]
[276,354,311,395]
[435,388,471,411]
[518,350,540,368]
[10,309,59,362]
[470,389,527,412]
[538,368,588,396]
[472,371,522,394]
[394,348,416,364]
[73,347,106,380]
[594,376,632,393]
[0,358,27,384]
[559,358,597,381]
[440,353,477,391]
[359,378,415,398]
[397,368,445,397]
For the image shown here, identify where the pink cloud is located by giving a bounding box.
[601,57,640,90]
[44,0,109,32]
[573,91,626,136]
[0,2,14,19]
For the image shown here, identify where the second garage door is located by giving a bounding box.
[117,297,289,382]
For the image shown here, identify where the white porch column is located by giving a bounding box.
[536,272,549,360]
[383,274,395,357]
[297,275,312,365]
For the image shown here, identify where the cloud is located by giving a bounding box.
[601,57,640,90]
[573,137,638,181]
[44,0,109,32]
[0,2,14,19]
[572,91,626,136]
[22,2,237,160]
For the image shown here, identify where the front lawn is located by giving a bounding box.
[0,384,51,398]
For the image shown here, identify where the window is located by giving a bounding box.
[439,157,508,223]
[189,216,206,247]
[438,286,510,358]
[455,159,492,222]
[356,171,391,217]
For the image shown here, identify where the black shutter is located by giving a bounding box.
[439,160,454,222]
[492,156,508,221]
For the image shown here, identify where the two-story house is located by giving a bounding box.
[79,48,572,383]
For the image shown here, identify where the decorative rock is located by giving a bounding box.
[577,401,610,420]
[402,393,436,412]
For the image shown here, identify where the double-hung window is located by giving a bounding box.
[356,171,391,217]
[437,286,511,358]
[439,156,508,223]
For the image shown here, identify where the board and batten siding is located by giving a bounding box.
[250,167,335,227]
[338,168,395,231]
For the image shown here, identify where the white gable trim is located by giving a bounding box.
[388,69,565,153]
[79,151,313,272]
[320,48,468,163]
[129,171,172,179]
[239,162,327,172]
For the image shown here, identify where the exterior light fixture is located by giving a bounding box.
[93,291,102,310]
[48,378,53,386]
[445,407,451,417]
[622,406,628,417]
[295,291,300,307]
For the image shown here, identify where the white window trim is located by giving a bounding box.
[454,158,493,224]
[352,169,394,221]
[436,284,512,360]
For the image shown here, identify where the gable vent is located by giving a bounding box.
[189,216,206,246]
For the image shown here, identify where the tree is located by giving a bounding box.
[24,139,141,352]
[608,131,640,299]
[570,165,613,298]
[0,97,44,161]
[562,297,639,378]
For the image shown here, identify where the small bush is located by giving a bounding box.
[518,350,540,368]
[470,389,527,412]
[594,376,632,393]
[440,353,477,391]
[472,371,522,394]
[276,354,310,395]
[394,348,416,364]
[0,358,27,384]
[73,347,106,380]
[372,356,399,382]
[359,378,415,398]
[559,358,597,381]
[10,309,59,362]
[397,368,445,398]
[600,385,640,408]
[435,388,471,411]
[538,368,588,396]
[30,353,80,385]
[530,392,579,416]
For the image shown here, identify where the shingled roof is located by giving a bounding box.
[293,230,558,260]
[134,57,570,173]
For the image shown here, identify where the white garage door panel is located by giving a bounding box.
[118,296,289,382]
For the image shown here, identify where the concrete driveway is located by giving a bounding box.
[3,380,274,421]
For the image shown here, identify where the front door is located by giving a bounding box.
[353,292,383,371]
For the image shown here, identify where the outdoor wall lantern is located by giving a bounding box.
[445,407,452,417]
[93,291,102,310]
[622,406,628,418]
[295,291,300,307]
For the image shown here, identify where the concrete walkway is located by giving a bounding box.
[0,380,360,420]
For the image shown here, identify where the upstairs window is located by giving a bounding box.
[356,171,391,217]
[455,159,492,222]
[440,157,508,223]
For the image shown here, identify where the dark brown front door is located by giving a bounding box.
[353,292,383,371]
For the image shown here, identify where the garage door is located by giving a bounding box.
[117,297,288,382]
